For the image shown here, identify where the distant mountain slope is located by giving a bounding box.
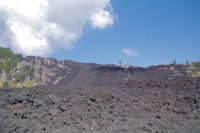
[0,47,199,88]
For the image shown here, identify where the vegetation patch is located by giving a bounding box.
[0,47,36,88]
[192,72,199,77]
[0,80,4,88]
[23,81,35,88]
[191,61,200,71]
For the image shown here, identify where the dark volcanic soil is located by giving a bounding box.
[0,77,200,133]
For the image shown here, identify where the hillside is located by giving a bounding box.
[0,47,200,132]
[0,47,200,89]
[0,48,35,88]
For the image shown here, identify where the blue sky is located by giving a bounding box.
[0,0,199,67]
[50,0,200,67]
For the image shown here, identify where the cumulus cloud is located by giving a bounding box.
[0,0,114,56]
[91,10,114,29]
[121,48,139,56]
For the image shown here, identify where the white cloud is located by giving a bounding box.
[91,10,114,29]
[0,0,114,56]
[122,48,139,56]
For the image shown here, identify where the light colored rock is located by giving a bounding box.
[34,98,45,106]
[58,105,68,112]
[53,77,63,85]
[6,104,24,110]
[48,94,61,104]
[51,127,66,133]
[186,70,192,74]
[81,119,99,131]
[173,73,183,77]
[34,122,46,130]
[49,108,60,116]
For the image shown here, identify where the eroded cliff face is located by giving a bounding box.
[23,56,80,86]
[21,56,200,88]
[0,53,82,88]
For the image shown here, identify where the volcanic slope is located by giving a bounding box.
[0,56,200,132]
[22,56,200,87]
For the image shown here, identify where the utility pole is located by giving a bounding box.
[119,61,122,67]
[173,60,176,65]
[186,60,189,66]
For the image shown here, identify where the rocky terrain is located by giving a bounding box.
[0,59,200,133]
[0,76,200,133]
[0,48,200,132]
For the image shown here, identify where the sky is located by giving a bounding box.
[0,0,199,67]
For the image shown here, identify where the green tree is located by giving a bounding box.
[28,67,35,76]
[15,66,28,82]
[192,61,200,71]
[0,47,22,82]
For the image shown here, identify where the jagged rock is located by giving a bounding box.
[0,50,200,132]
[34,98,45,106]
[6,104,24,110]
[89,98,96,103]
[58,105,68,112]
[49,108,60,116]
[48,94,61,104]
[0,79,199,132]
[81,119,99,131]
[51,127,66,133]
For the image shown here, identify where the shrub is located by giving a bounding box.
[36,81,42,86]
[3,82,8,88]
[192,72,199,77]
[28,67,35,76]
[0,47,22,81]
[15,67,28,82]
[9,82,18,88]
[17,82,23,88]
[0,80,4,88]
[192,61,200,71]
[23,81,34,88]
